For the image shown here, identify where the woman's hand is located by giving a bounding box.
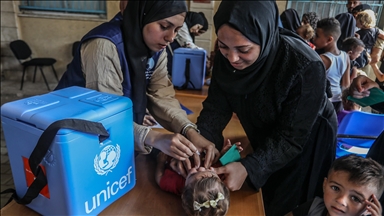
[213,162,247,191]
[169,158,189,178]
[349,75,380,99]
[143,109,157,126]
[186,129,220,168]
[143,114,157,126]
[145,130,198,161]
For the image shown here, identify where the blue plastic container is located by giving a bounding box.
[1,86,135,215]
[336,111,384,158]
[172,48,206,90]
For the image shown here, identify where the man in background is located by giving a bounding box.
[346,0,362,13]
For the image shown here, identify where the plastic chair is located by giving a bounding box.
[9,40,58,91]
[336,111,384,158]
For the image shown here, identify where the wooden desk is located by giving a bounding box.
[1,89,265,216]
[175,85,209,99]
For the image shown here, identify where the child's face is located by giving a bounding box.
[348,46,365,61]
[312,28,329,49]
[185,167,220,186]
[296,27,306,40]
[323,170,378,216]
[356,19,363,29]
[190,24,204,36]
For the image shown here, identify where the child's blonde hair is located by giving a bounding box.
[181,177,230,216]
[356,9,377,28]
[296,24,315,41]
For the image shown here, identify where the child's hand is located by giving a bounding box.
[363,195,382,216]
[234,142,243,153]
[220,139,242,155]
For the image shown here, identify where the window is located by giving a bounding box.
[287,0,383,21]
[19,1,106,15]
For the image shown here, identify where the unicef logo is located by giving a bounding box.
[146,57,155,70]
[94,144,120,176]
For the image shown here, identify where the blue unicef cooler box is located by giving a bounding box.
[1,86,135,215]
[172,48,206,90]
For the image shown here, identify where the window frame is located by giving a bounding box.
[19,0,107,16]
[286,0,383,26]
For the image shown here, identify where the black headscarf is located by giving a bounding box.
[200,12,209,31]
[184,11,208,42]
[280,8,301,32]
[213,1,280,95]
[122,1,187,124]
[335,13,356,50]
[352,4,372,14]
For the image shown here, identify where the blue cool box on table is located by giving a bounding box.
[172,48,206,90]
[1,86,135,215]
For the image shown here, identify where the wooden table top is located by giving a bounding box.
[175,85,209,99]
[1,87,265,216]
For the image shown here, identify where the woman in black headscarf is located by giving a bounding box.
[280,8,301,32]
[351,3,372,17]
[184,11,208,43]
[57,1,219,165]
[170,11,208,49]
[122,1,218,164]
[192,1,337,215]
[166,11,209,75]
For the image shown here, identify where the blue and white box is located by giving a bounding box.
[1,86,135,215]
[172,48,206,90]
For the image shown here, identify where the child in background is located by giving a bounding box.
[341,37,366,80]
[288,154,384,216]
[354,9,384,81]
[296,24,316,50]
[301,12,320,51]
[156,140,242,215]
[355,9,384,54]
[313,18,351,112]
[301,12,320,31]
[337,88,362,125]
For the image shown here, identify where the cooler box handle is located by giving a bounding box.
[1,119,109,206]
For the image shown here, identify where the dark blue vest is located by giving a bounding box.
[55,13,161,99]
